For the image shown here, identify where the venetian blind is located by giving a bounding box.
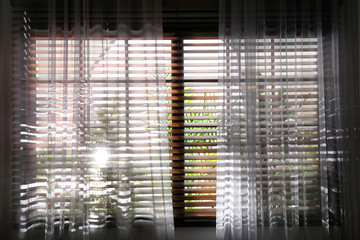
[13,28,320,225]
[217,37,321,226]
[12,9,173,231]
[169,37,320,222]
[169,38,218,221]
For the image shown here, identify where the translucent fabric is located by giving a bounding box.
[217,0,341,239]
[12,0,174,239]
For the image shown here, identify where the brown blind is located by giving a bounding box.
[168,38,218,220]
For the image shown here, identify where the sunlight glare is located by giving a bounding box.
[93,148,109,168]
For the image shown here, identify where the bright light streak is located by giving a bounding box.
[93,148,109,168]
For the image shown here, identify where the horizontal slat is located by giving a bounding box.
[23,71,318,76]
[171,173,319,181]
[172,195,216,201]
[16,82,318,88]
[172,189,216,194]
[183,154,318,160]
[28,41,317,48]
[12,157,319,166]
[172,182,216,187]
[174,202,216,207]
[173,209,216,217]
[172,166,319,175]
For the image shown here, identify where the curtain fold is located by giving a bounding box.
[217,0,341,239]
[12,0,174,239]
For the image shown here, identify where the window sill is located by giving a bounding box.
[7,226,343,240]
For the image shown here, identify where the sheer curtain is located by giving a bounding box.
[12,0,174,239]
[217,0,342,239]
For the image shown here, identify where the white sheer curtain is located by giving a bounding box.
[12,0,174,239]
[217,0,342,239]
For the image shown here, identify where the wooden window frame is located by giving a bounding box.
[19,33,322,227]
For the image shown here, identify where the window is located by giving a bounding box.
[15,34,320,227]
[15,38,173,229]
[170,37,321,224]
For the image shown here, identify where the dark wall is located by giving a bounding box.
[338,0,360,239]
[0,0,13,237]
[11,0,219,9]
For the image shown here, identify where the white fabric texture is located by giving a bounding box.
[216,0,341,239]
[12,0,174,239]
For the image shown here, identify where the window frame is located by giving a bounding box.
[15,31,324,228]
